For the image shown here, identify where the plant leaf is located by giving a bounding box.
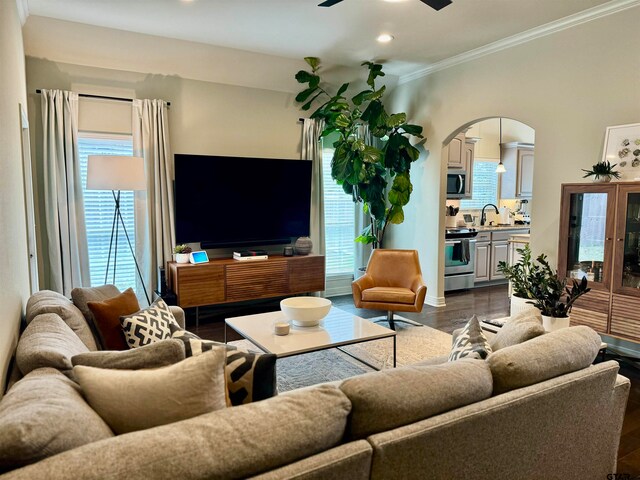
[296,87,317,103]
[295,70,313,84]
[304,57,320,70]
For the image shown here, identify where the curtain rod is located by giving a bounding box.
[35,90,171,107]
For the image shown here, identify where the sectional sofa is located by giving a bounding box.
[0,288,630,479]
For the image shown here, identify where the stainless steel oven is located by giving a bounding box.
[444,228,477,291]
[446,170,467,199]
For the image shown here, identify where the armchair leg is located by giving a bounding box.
[374,311,424,330]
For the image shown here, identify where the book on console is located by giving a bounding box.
[233,249,268,257]
[233,255,268,261]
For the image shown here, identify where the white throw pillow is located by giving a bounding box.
[120,297,181,348]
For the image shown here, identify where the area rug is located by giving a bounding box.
[229,319,452,392]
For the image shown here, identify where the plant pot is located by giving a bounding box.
[510,294,538,317]
[175,253,190,264]
[593,176,612,183]
[541,314,571,332]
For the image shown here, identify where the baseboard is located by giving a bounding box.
[425,295,446,308]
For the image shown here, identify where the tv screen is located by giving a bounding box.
[174,154,312,248]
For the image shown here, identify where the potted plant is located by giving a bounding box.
[497,244,539,316]
[294,57,423,248]
[582,160,621,183]
[173,244,192,264]
[526,253,591,331]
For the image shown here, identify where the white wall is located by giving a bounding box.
[0,0,32,394]
[387,7,640,308]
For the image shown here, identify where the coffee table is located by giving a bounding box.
[225,306,397,369]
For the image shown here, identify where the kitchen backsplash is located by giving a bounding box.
[445,199,532,226]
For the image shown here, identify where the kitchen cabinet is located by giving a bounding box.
[474,229,527,285]
[558,182,640,342]
[463,139,477,198]
[444,132,466,169]
[500,142,534,199]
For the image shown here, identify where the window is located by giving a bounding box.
[78,134,137,292]
[322,144,355,278]
[459,159,499,209]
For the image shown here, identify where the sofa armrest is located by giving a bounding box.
[169,306,185,330]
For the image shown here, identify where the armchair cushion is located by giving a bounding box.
[361,287,416,305]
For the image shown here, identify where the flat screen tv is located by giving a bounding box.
[174,154,312,248]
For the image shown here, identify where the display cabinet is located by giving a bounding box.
[558,182,640,341]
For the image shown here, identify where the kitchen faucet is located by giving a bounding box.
[480,203,499,226]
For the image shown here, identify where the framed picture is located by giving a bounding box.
[602,123,640,180]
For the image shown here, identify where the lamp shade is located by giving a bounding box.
[496,162,506,174]
[87,155,146,191]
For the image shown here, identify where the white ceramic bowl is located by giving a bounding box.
[280,297,332,327]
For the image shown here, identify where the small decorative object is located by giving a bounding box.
[283,246,294,257]
[602,123,640,179]
[294,236,313,255]
[280,297,331,327]
[620,161,627,167]
[581,160,621,183]
[173,244,192,264]
[274,321,290,336]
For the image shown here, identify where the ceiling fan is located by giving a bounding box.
[318,0,452,11]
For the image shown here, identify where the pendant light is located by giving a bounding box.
[496,117,506,173]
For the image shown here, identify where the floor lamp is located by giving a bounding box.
[86,155,151,304]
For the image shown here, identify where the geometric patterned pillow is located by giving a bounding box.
[170,329,277,406]
[120,297,181,349]
[448,315,493,361]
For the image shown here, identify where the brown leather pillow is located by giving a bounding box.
[87,288,140,350]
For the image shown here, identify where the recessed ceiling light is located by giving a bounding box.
[377,34,394,43]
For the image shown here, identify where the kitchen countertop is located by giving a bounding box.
[473,225,531,231]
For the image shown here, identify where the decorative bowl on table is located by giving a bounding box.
[280,297,332,327]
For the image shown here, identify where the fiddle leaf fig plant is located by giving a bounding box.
[295,57,424,248]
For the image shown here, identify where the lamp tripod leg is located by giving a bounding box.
[116,206,151,305]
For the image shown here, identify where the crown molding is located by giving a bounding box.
[16,0,29,25]
[399,0,640,84]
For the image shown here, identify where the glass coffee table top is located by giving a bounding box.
[225,306,396,359]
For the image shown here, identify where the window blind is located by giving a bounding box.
[460,160,499,209]
[322,147,356,277]
[78,135,137,292]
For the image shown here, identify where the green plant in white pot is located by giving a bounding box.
[526,254,591,331]
[497,244,539,316]
[173,244,192,264]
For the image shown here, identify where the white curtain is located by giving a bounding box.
[301,118,326,257]
[132,99,175,302]
[41,89,90,295]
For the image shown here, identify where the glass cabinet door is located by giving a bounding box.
[560,185,615,290]
[615,186,640,295]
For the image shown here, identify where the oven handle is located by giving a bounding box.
[445,239,477,245]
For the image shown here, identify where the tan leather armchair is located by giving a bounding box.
[352,249,427,330]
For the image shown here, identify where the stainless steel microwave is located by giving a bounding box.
[446,170,467,199]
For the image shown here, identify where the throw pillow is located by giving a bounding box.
[490,309,546,351]
[0,368,113,471]
[448,315,492,361]
[71,284,121,349]
[73,347,227,434]
[171,330,277,406]
[87,288,140,350]
[16,313,89,376]
[120,297,181,348]
[71,339,186,370]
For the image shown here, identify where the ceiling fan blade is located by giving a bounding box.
[420,0,452,10]
[318,0,344,6]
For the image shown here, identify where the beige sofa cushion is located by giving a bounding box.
[26,290,98,351]
[488,325,602,394]
[340,359,493,440]
[0,368,113,472]
[16,313,89,375]
[2,385,351,480]
[71,339,185,370]
[490,309,545,351]
[74,347,227,434]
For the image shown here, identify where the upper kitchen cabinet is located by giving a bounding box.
[500,142,534,199]
[463,138,478,198]
[444,132,466,169]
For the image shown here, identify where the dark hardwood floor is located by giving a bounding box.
[185,284,640,475]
